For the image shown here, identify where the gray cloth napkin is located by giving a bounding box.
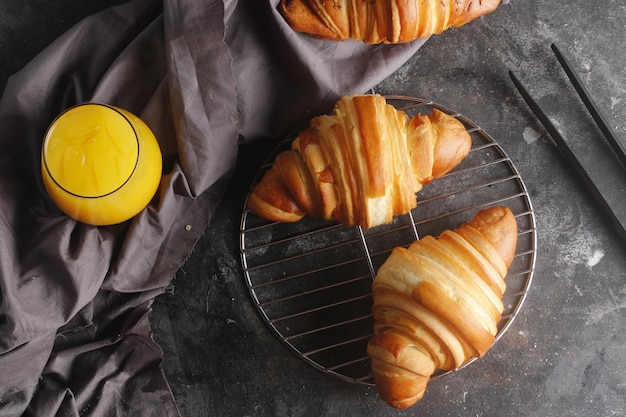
[0,0,424,415]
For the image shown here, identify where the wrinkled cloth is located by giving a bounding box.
[0,0,425,415]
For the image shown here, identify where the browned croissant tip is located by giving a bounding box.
[246,164,305,222]
[450,0,503,27]
[368,331,434,408]
[467,206,518,268]
[278,0,346,41]
[427,108,472,179]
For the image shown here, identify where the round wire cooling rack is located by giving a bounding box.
[239,95,537,386]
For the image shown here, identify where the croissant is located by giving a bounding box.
[246,94,471,229]
[278,0,502,44]
[367,206,518,409]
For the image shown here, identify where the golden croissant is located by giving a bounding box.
[246,94,472,229]
[367,206,518,409]
[279,0,502,44]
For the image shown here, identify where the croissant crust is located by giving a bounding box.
[368,206,518,409]
[279,0,502,44]
[246,94,472,229]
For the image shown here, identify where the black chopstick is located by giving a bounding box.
[508,70,598,190]
[508,69,626,239]
[551,43,626,168]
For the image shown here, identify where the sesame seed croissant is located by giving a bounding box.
[279,0,502,44]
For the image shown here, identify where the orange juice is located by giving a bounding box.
[41,103,162,225]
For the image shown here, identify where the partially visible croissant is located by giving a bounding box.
[279,0,502,44]
[246,94,471,229]
[367,206,518,409]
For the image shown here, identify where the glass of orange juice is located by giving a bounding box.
[41,103,162,226]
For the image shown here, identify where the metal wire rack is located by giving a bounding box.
[239,96,537,386]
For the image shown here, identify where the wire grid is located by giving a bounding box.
[239,96,537,386]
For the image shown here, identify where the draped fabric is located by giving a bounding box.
[0,0,425,415]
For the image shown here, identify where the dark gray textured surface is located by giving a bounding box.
[3,1,626,416]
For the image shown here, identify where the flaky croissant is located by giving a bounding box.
[246,94,471,229]
[367,206,518,409]
[279,0,502,44]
